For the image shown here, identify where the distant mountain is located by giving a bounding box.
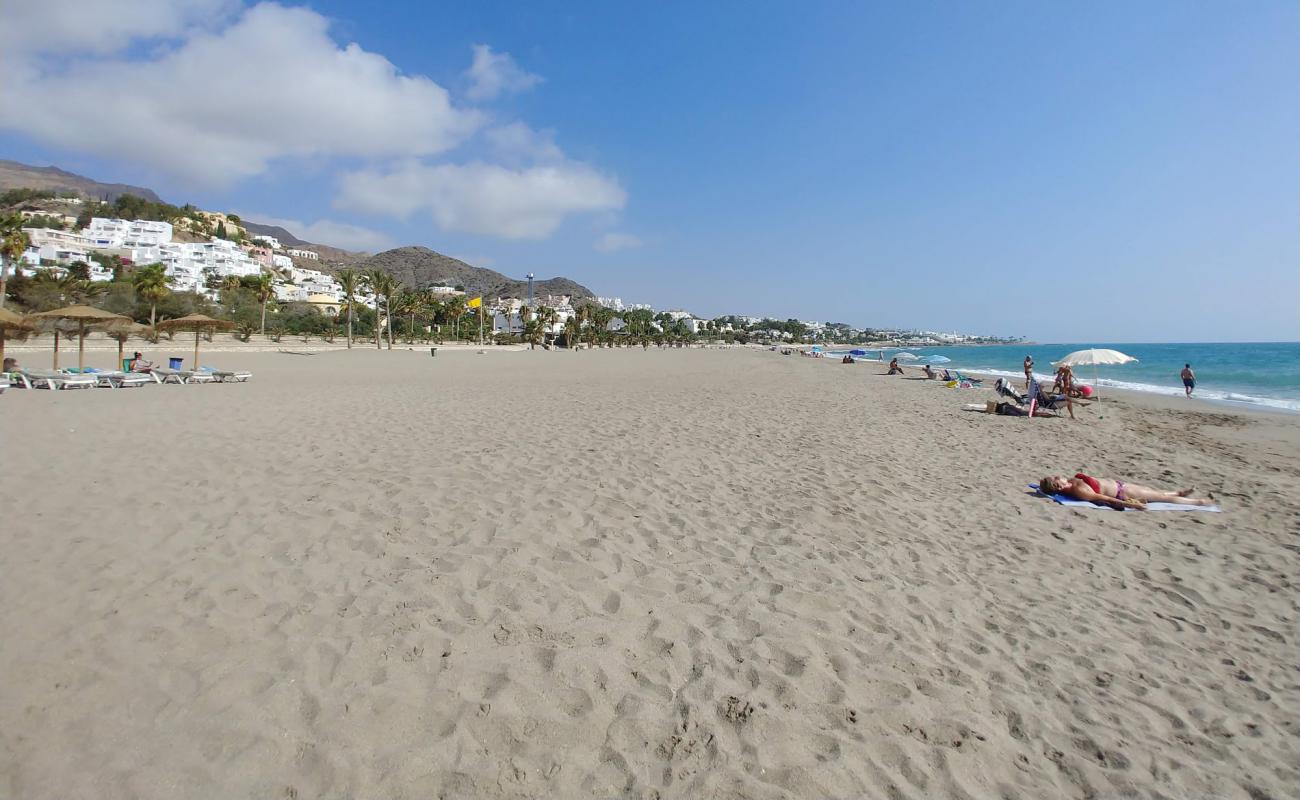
[360,246,594,300]
[0,159,162,203]
[240,220,309,248]
[0,160,591,294]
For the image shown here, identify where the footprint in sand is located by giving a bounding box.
[603,591,622,614]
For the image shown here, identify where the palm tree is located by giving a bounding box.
[564,316,580,349]
[444,296,466,341]
[0,214,31,308]
[249,271,276,336]
[390,291,418,342]
[381,275,398,349]
[537,306,557,345]
[131,262,172,339]
[335,268,360,348]
[362,269,397,349]
[523,317,543,349]
[516,304,530,343]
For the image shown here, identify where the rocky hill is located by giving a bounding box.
[240,220,308,248]
[0,159,162,203]
[360,247,593,299]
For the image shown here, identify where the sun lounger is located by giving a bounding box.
[207,369,252,383]
[16,369,98,390]
[90,370,152,388]
[149,367,214,384]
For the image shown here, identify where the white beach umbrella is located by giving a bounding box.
[1052,348,1138,400]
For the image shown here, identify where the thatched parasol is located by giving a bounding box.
[0,306,34,365]
[155,314,237,371]
[103,319,150,371]
[0,306,33,366]
[28,305,129,371]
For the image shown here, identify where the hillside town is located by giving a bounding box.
[1,189,1022,347]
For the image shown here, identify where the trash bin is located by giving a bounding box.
[169,357,183,369]
[430,348,437,357]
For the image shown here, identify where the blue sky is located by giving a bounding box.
[2,1,1296,342]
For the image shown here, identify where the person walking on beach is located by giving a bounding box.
[1181,364,1196,397]
[1024,355,1034,390]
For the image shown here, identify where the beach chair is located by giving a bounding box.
[93,370,152,388]
[150,367,213,384]
[16,369,98,390]
[207,368,252,383]
[1026,378,1068,417]
[994,377,1027,404]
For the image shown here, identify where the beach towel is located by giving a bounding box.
[1029,484,1222,512]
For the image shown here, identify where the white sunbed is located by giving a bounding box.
[208,369,252,383]
[90,370,153,388]
[150,368,215,385]
[14,369,98,390]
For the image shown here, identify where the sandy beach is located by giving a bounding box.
[2,347,1296,800]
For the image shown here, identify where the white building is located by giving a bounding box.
[595,296,625,311]
[159,238,265,295]
[285,248,319,261]
[84,218,173,248]
[253,234,281,249]
[426,285,465,297]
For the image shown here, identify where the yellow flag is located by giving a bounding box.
[468,296,482,309]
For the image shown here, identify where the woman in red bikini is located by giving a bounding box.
[1039,473,1215,510]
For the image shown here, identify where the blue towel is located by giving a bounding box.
[1028,484,1221,513]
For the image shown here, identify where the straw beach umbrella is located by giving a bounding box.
[104,319,150,371]
[1052,348,1137,401]
[0,306,33,364]
[155,314,236,371]
[28,305,129,372]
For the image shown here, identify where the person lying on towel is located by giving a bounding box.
[1038,474,1216,510]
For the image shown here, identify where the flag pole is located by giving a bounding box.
[478,302,484,345]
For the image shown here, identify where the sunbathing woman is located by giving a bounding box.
[1039,474,1215,510]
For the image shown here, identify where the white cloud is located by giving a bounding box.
[464,44,542,101]
[337,161,626,239]
[0,0,236,56]
[0,3,482,187]
[485,122,563,164]
[594,232,644,252]
[240,212,394,253]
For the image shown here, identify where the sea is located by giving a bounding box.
[830,342,1300,413]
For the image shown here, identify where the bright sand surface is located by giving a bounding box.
[2,347,1297,800]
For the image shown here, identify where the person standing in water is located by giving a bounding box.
[1181,363,1196,397]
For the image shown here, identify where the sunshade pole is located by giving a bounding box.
[52,329,60,370]
[194,328,200,371]
[78,320,87,372]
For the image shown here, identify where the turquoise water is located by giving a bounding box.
[840,342,1300,412]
